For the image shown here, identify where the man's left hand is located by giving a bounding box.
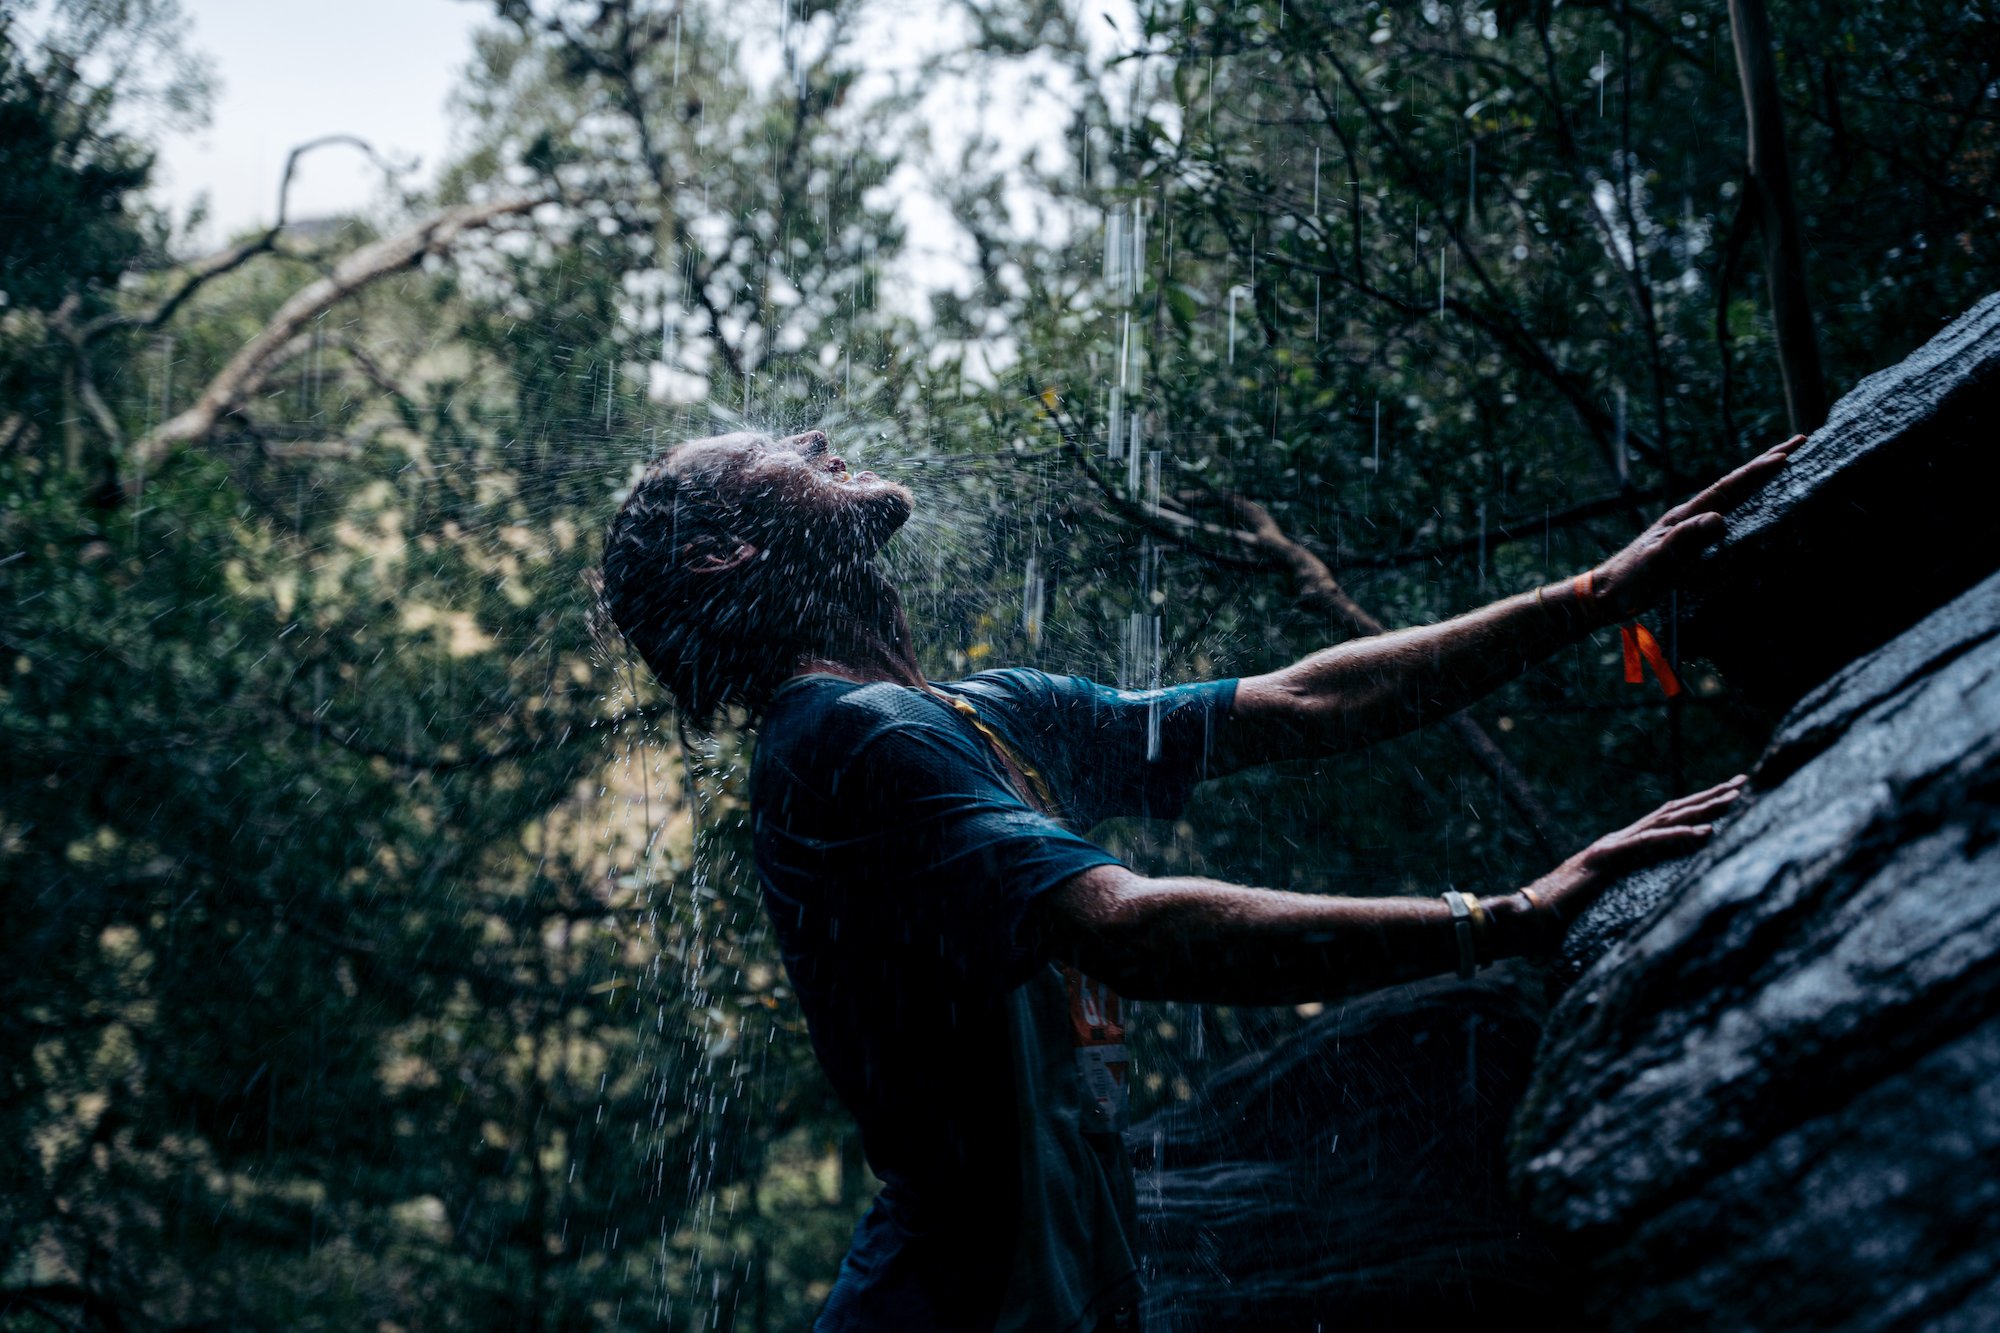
[1523,774,1749,934]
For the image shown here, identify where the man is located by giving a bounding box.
[599,428,1793,1332]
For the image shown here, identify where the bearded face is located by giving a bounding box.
[665,430,914,636]
[601,429,917,719]
[673,430,913,558]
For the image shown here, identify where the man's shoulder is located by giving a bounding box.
[755,675,998,813]
[946,667,1083,709]
[761,675,940,758]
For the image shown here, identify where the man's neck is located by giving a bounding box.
[791,654,926,690]
[788,586,927,691]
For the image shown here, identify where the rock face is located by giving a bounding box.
[1514,568,2000,1330]
[1133,968,1567,1330]
[1517,293,2000,1330]
[1678,293,2000,708]
[1136,294,2000,1329]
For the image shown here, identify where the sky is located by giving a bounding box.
[143,0,1137,316]
[152,0,488,248]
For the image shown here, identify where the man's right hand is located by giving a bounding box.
[1589,438,1802,621]
[1519,775,1748,945]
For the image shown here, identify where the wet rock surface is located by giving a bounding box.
[1131,967,1568,1330]
[1679,292,2000,709]
[1513,570,2000,1330]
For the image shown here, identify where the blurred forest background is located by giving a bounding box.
[2,0,1995,1327]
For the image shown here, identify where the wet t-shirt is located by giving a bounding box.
[752,668,1235,1333]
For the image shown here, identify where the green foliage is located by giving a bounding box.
[0,38,150,314]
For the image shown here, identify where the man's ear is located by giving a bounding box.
[685,540,759,574]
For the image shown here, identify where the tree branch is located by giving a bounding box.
[1042,376,1570,857]
[546,7,748,380]
[130,192,553,473]
[1299,43,1658,480]
[1036,390,1272,571]
[83,135,400,342]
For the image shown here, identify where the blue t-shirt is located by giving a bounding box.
[751,668,1236,1332]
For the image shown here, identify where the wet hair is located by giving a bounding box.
[599,446,797,724]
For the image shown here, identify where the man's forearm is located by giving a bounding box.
[1223,440,1801,767]
[1228,573,1609,763]
[1035,772,1739,1005]
[1041,866,1546,1006]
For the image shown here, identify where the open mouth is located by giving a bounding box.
[786,432,879,487]
[823,455,878,485]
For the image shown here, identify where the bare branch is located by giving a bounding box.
[83,135,404,342]
[1229,494,1382,637]
[74,371,125,453]
[130,192,553,472]
[49,295,125,455]
[85,235,275,340]
[331,334,424,418]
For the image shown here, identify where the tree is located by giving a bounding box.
[1727,0,1827,432]
[930,0,2000,1093]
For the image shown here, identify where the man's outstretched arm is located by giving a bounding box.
[1215,441,1799,770]
[1030,777,1743,1005]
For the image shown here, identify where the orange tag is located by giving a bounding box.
[1064,964,1124,1047]
[1061,964,1130,1132]
[1620,623,1683,698]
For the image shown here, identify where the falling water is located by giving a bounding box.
[1615,383,1629,484]
[1022,554,1045,650]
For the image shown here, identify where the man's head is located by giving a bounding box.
[600,430,915,721]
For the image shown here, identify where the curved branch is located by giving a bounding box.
[131,192,553,471]
[83,135,402,341]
